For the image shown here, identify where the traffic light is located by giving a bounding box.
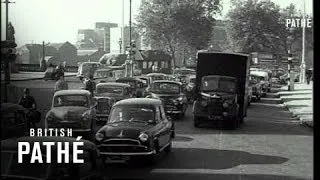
[1,40,17,61]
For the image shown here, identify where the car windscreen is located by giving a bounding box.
[97,86,124,95]
[1,151,49,179]
[94,70,110,78]
[201,76,236,93]
[53,95,88,107]
[108,105,155,124]
[151,82,180,94]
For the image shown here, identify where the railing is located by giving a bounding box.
[15,64,78,72]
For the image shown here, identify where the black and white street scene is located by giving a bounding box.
[1,0,313,179]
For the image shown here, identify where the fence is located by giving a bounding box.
[15,64,78,72]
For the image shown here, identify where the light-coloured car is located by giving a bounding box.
[45,90,97,139]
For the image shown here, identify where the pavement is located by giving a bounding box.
[278,81,313,128]
[1,71,77,81]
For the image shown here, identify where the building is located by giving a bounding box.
[76,22,118,53]
[110,26,141,54]
[135,50,172,74]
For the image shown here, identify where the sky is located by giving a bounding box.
[1,0,313,47]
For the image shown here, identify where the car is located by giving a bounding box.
[249,75,262,101]
[250,71,271,96]
[115,77,148,98]
[44,90,97,140]
[95,82,133,102]
[1,136,103,180]
[146,80,188,119]
[43,66,60,81]
[146,73,168,84]
[1,103,29,140]
[95,98,175,164]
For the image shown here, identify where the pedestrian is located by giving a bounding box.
[84,75,96,97]
[54,74,68,93]
[18,88,41,128]
[306,69,312,85]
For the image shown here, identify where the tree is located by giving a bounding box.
[136,0,221,68]
[227,0,283,54]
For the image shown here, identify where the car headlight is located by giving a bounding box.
[223,102,229,108]
[139,133,149,142]
[177,97,183,101]
[95,132,104,141]
[82,113,90,121]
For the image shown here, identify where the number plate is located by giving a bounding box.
[105,156,130,163]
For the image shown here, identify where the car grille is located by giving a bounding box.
[99,139,148,153]
[165,104,178,111]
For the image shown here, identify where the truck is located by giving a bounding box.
[193,51,250,129]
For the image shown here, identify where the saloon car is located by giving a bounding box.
[146,80,188,119]
[44,90,97,140]
[249,75,262,101]
[95,82,132,101]
[95,98,175,164]
[250,71,271,96]
[1,136,102,180]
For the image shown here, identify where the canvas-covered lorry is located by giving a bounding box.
[193,51,250,129]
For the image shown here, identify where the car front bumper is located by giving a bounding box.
[99,150,156,156]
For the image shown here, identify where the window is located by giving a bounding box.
[148,61,153,68]
[161,61,165,68]
[143,61,147,69]
[164,62,168,68]
[154,61,159,68]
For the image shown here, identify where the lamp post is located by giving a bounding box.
[300,0,306,83]
[287,28,294,91]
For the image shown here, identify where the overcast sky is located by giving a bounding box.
[1,0,313,47]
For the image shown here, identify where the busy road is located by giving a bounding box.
[8,77,313,180]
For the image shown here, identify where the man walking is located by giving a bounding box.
[54,74,68,92]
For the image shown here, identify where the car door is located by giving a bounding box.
[158,105,172,146]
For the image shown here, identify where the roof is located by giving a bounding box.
[1,136,96,151]
[153,80,182,85]
[77,49,98,56]
[146,73,167,77]
[197,51,249,57]
[116,77,144,83]
[96,82,130,88]
[250,71,269,77]
[54,90,91,97]
[114,98,162,106]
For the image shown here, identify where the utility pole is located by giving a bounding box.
[300,0,306,83]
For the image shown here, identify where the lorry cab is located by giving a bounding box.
[193,52,250,129]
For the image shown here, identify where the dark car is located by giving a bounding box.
[95,98,175,164]
[1,136,102,180]
[146,80,188,119]
[44,90,97,140]
[116,77,147,98]
[249,75,262,101]
[1,103,29,140]
[95,82,132,102]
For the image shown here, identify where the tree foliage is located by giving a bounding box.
[227,0,313,55]
[136,0,221,68]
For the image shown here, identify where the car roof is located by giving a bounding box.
[96,82,131,87]
[153,80,182,85]
[114,98,162,106]
[1,103,26,113]
[250,71,268,77]
[1,136,97,151]
[146,73,167,76]
[54,90,91,96]
[116,77,144,82]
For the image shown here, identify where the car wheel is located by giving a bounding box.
[194,115,200,127]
